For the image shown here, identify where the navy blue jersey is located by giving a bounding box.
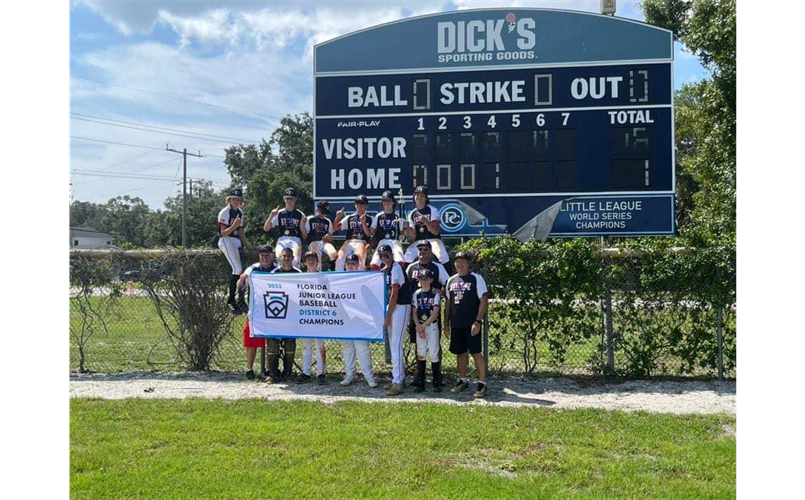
[413,288,441,322]
[341,213,372,242]
[306,216,331,244]
[408,205,441,241]
[274,209,305,238]
[373,212,401,241]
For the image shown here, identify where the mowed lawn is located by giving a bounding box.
[71,399,735,500]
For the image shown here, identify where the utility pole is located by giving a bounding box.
[166,145,204,247]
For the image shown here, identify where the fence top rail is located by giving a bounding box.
[70,246,721,261]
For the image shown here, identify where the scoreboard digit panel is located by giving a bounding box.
[315,105,672,196]
[314,8,675,237]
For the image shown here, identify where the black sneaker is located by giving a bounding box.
[317,374,327,385]
[473,383,488,399]
[227,299,239,314]
[414,384,425,393]
[245,369,255,380]
[433,383,442,393]
[451,380,469,393]
[297,373,311,384]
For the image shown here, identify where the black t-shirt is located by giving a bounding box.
[445,272,489,328]
[275,209,305,238]
[306,216,331,244]
[405,261,448,291]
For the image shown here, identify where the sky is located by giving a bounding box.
[69,0,708,211]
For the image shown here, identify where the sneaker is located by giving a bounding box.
[317,374,327,385]
[245,369,255,380]
[236,298,248,314]
[297,373,311,384]
[227,300,240,314]
[385,383,404,396]
[451,380,470,393]
[433,384,442,393]
[265,376,280,384]
[414,383,425,393]
[383,382,393,391]
[366,378,379,388]
[340,376,355,386]
[473,383,488,399]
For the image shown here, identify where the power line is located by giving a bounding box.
[71,113,260,144]
[84,180,178,202]
[71,136,164,150]
[71,168,230,184]
[71,115,260,145]
[71,156,180,186]
[71,76,280,122]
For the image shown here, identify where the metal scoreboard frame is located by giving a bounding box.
[313,8,675,238]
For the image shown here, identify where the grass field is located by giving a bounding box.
[70,398,736,500]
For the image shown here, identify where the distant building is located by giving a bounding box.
[70,227,115,248]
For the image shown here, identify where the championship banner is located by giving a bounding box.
[247,271,387,341]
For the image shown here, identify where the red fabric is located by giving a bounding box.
[243,320,265,348]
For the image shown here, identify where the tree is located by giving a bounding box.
[223,113,314,242]
[70,200,106,228]
[145,180,227,247]
[93,196,151,247]
[641,0,736,245]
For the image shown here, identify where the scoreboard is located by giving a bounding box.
[314,8,675,237]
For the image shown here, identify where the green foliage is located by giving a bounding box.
[457,237,735,377]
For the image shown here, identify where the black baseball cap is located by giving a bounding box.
[381,190,396,202]
[228,188,243,198]
[377,244,393,255]
[304,251,319,261]
[257,244,274,254]
[316,200,330,214]
[414,185,428,195]
[416,241,431,249]
[284,187,297,198]
[354,194,369,205]
[419,268,435,279]
[346,254,360,264]
[454,251,472,262]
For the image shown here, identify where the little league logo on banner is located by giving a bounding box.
[248,271,387,341]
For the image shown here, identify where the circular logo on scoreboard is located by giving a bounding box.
[439,204,466,233]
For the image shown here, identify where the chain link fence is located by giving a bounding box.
[70,243,735,379]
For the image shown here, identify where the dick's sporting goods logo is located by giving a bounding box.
[264,291,289,319]
[437,13,536,64]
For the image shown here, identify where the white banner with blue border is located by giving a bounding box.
[248,270,386,341]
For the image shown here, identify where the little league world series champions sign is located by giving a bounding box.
[314,8,675,237]
[247,271,387,341]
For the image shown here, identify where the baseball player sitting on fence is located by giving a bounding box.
[333,194,373,271]
[403,185,449,265]
[264,187,306,267]
[217,188,250,314]
[369,190,406,270]
[306,200,338,271]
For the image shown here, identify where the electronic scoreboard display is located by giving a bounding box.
[314,9,674,237]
